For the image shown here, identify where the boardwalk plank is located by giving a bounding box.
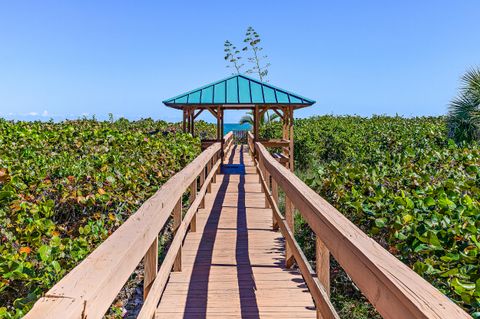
[156,145,316,319]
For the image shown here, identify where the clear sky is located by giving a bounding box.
[0,1,478,123]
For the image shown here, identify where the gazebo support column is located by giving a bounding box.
[182,109,187,133]
[281,106,294,172]
[218,106,224,161]
[190,108,195,136]
[289,105,294,171]
[253,105,259,158]
[216,107,221,143]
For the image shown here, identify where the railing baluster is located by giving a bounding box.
[143,236,158,299]
[207,160,212,193]
[271,178,279,230]
[264,168,271,209]
[173,199,182,272]
[189,179,197,232]
[316,235,330,297]
[285,195,295,268]
[199,165,206,209]
[212,154,217,183]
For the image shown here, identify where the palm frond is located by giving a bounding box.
[239,115,253,126]
[447,67,480,143]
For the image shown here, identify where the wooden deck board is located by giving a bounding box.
[156,145,316,319]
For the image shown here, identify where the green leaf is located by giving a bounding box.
[51,260,61,273]
[374,218,387,228]
[38,245,51,262]
[424,197,435,207]
[402,214,413,223]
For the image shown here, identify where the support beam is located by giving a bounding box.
[254,105,260,141]
[182,110,187,133]
[173,199,182,271]
[316,236,330,297]
[271,178,279,230]
[193,109,204,120]
[189,180,197,232]
[289,105,294,172]
[206,106,218,118]
[285,195,295,268]
[143,237,158,299]
[190,109,195,136]
[216,106,221,142]
[272,108,285,121]
[253,105,259,159]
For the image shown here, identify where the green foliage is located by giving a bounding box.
[263,116,480,316]
[224,26,270,82]
[0,118,213,318]
[239,110,279,127]
[448,67,480,143]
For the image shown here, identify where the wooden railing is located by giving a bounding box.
[231,129,248,144]
[25,133,233,319]
[247,132,292,169]
[247,132,470,319]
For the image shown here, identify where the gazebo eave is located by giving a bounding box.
[163,102,313,110]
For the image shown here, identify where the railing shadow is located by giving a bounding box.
[236,144,260,318]
[182,144,260,318]
[182,164,230,318]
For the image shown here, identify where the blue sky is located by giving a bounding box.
[0,1,478,123]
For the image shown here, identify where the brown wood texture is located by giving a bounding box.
[316,236,330,297]
[143,237,159,299]
[25,143,222,319]
[173,199,182,272]
[138,157,222,319]
[156,145,316,319]
[254,153,338,319]
[255,142,471,319]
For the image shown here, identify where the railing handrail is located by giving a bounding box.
[25,138,228,319]
[251,136,470,319]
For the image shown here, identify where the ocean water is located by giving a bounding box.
[223,123,251,134]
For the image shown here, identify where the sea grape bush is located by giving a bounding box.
[263,116,480,316]
[0,118,213,318]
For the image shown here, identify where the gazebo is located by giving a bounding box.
[163,74,315,171]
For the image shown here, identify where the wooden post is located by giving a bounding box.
[281,106,288,162]
[143,237,158,299]
[182,109,187,133]
[289,105,294,172]
[218,107,224,161]
[264,169,271,209]
[189,180,197,232]
[199,167,205,209]
[173,199,182,272]
[207,160,212,193]
[216,106,221,142]
[285,195,295,268]
[254,106,259,141]
[187,108,192,134]
[271,179,279,230]
[212,154,217,183]
[190,109,195,137]
[316,235,330,296]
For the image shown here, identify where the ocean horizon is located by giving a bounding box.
[223,123,251,134]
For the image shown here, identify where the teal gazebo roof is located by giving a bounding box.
[163,74,315,109]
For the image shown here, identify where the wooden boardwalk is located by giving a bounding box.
[25,135,471,319]
[156,145,316,319]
